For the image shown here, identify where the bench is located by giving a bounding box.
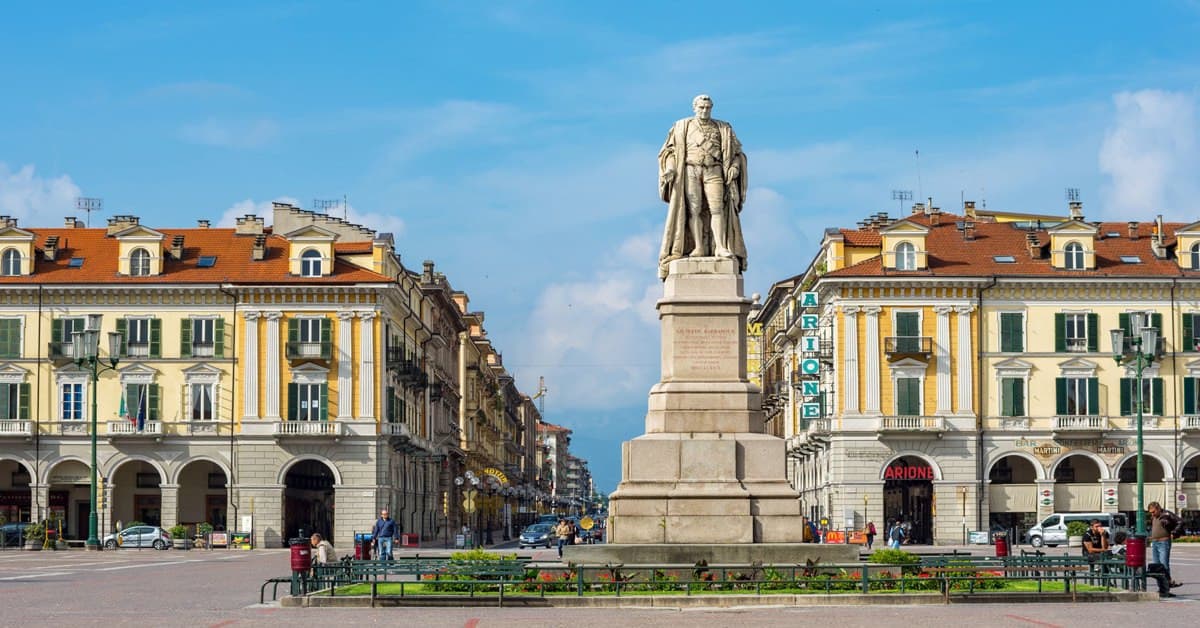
[310,558,527,606]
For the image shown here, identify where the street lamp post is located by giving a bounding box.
[1110,314,1159,546]
[72,317,122,551]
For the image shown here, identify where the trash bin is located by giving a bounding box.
[994,535,1009,557]
[290,540,311,572]
[1125,534,1146,568]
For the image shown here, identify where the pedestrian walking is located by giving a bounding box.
[1148,501,1183,588]
[554,518,572,559]
[372,508,397,561]
[888,517,906,549]
[865,521,876,550]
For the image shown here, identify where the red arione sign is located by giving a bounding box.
[884,464,934,480]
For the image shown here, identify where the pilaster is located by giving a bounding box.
[159,483,180,530]
[243,311,261,420]
[842,306,860,414]
[264,311,282,420]
[955,305,975,415]
[863,306,881,415]
[359,312,376,420]
[935,305,953,415]
[337,311,355,420]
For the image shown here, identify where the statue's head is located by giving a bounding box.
[692,94,713,120]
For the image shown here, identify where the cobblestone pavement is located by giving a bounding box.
[0,543,1197,627]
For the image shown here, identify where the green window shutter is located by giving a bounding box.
[287,383,298,421]
[287,319,299,343]
[125,384,138,416]
[0,385,9,420]
[1013,379,1025,417]
[1151,313,1163,332]
[148,384,160,420]
[1056,378,1067,415]
[897,378,919,415]
[319,383,329,421]
[1001,379,1014,416]
[320,319,332,359]
[149,318,162,358]
[1152,378,1164,416]
[214,319,225,358]
[180,319,192,358]
[1185,314,1195,352]
[896,312,918,336]
[999,314,1014,352]
[1186,378,1198,415]
[51,318,63,345]
[1087,378,1099,414]
[1055,313,1066,352]
[1119,313,1130,335]
[1012,314,1024,352]
[18,383,29,420]
[116,319,128,356]
[1087,313,1098,352]
[386,386,395,421]
[1119,378,1131,416]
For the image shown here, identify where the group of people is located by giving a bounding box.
[554,518,578,558]
[1081,501,1184,598]
[308,508,398,568]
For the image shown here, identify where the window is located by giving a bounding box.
[895,242,916,271]
[118,318,160,358]
[60,382,84,420]
[0,249,19,276]
[190,383,215,421]
[1056,377,1098,415]
[1120,255,1141,264]
[1000,378,1025,417]
[895,377,920,415]
[182,318,223,358]
[197,256,217,268]
[1192,243,1200,270]
[300,249,322,277]
[993,255,1015,263]
[287,317,330,359]
[1064,242,1084,270]
[1184,314,1200,352]
[0,383,30,420]
[1055,312,1096,353]
[0,318,20,358]
[67,257,84,268]
[894,311,920,353]
[999,312,1024,352]
[1120,377,1163,416]
[289,382,327,421]
[52,317,85,359]
[130,248,151,276]
[1185,377,1200,415]
[124,383,160,422]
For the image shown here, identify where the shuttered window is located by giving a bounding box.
[1000,378,1025,417]
[999,313,1024,352]
[896,377,921,415]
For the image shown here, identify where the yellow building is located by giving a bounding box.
[0,203,537,549]
[754,201,1200,543]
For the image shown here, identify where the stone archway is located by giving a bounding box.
[0,459,33,542]
[1116,454,1168,516]
[987,454,1042,537]
[1051,453,1105,512]
[45,459,91,540]
[110,460,166,529]
[282,459,336,544]
[176,459,229,532]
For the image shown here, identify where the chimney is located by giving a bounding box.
[64,216,80,229]
[251,234,267,261]
[197,219,210,229]
[0,216,14,228]
[912,202,926,215]
[423,260,435,281]
[106,215,140,236]
[43,235,59,261]
[236,214,265,235]
[929,205,941,226]
[170,235,185,260]
[1152,214,1167,258]
[1128,221,1139,240]
[964,201,977,220]
[1026,233,1041,259]
[963,221,976,241]
[1069,201,1083,220]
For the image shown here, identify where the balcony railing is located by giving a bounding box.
[806,418,831,437]
[1124,416,1162,430]
[191,342,215,358]
[126,342,151,358]
[884,336,932,359]
[58,421,90,435]
[274,420,343,437]
[48,341,76,360]
[879,415,945,433]
[286,341,331,361]
[1053,415,1106,432]
[186,420,221,435]
[1064,338,1089,353]
[107,420,162,435]
[0,420,32,437]
[1182,416,1200,432]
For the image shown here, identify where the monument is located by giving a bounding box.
[568,95,854,564]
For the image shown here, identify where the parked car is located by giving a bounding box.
[519,523,554,549]
[1026,512,1127,547]
[102,525,173,549]
[0,522,33,547]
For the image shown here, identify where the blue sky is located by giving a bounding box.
[3,2,1200,493]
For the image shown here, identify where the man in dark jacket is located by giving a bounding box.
[1148,501,1182,587]
[372,508,397,561]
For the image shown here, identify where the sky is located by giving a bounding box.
[3,1,1200,494]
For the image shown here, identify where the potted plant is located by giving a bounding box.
[169,524,191,550]
[1066,520,1088,547]
[196,522,214,549]
[23,523,45,551]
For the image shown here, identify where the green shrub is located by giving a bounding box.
[197,522,214,536]
[168,524,189,539]
[1066,521,1089,537]
[24,523,45,541]
[868,548,921,574]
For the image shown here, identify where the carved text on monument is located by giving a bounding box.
[674,325,736,374]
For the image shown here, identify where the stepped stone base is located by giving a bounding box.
[563,543,857,565]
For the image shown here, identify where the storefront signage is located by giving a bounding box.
[1017,438,1128,458]
[482,467,509,485]
[884,464,934,480]
[799,292,819,308]
[797,291,824,423]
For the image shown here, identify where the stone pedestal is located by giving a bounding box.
[607,258,803,545]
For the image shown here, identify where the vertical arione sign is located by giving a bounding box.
[798,291,822,419]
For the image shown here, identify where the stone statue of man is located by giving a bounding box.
[657,94,749,278]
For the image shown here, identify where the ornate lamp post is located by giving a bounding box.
[1110,313,1158,545]
[454,471,480,548]
[72,316,122,551]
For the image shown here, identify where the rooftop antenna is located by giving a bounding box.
[914,149,923,205]
[343,194,349,220]
[530,375,548,416]
[74,197,103,228]
[891,190,912,213]
[1065,187,1080,202]
[313,198,340,214]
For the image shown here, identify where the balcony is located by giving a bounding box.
[1120,336,1165,357]
[190,342,216,358]
[286,341,331,361]
[383,421,412,438]
[386,347,427,389]
[878,415,945,437]
[884,336,932,361]
[57,421,90,435]
[800,339,834,361]
[0,420,32,438]
[1052,415,1107,436]
[274,420,344,437]
[185,420,222,435]
[125,342,152,358]
[806,418,831,439]
[1182,416,1200,433]
[48,341,76,361]
[1122,416,1163,430]
[1064,338,1088,353]
[107,420,162,436]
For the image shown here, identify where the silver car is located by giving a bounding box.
[519,523,554,549]
[102,525,173,550]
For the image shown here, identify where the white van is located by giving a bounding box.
[1026,512,1128,547]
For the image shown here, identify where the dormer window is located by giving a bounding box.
[300,249,322,277]
[130,248,151,276]
[1064,242,1084,270]
[1191,243,1200,270]
[895,242,916,271]
[1,249,19,276]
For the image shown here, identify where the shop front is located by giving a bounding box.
[882,456,934,544]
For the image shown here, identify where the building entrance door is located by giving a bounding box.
[883,457,934,544]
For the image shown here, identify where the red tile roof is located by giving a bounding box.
[825,215,1190,279]
[0,228,392,285]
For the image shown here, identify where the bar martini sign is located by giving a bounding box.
[797,291,823,420]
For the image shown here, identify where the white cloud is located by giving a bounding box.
[1099,89,1199,218]
[178,117,280,149]
[0,163,82,225]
